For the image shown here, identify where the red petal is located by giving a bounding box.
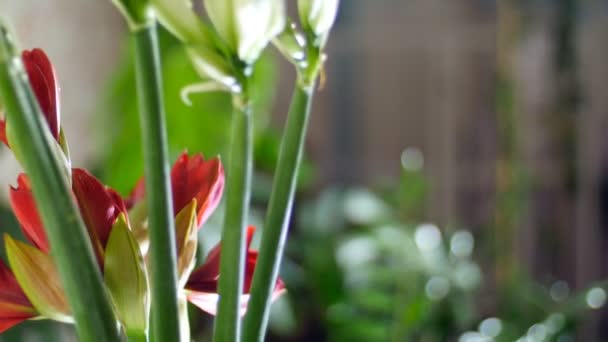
[21,49,60,141]
[171,153,225,228]
[107,188,129,226]
[185,244,221,293]
[0,119,7,146]
[127,153,225,226]
[8,174,49,253]
[0,260,36,332]
[186,226,284,297]
[72,169,125,260]
[125,177,145,210]
[186,231,285,317]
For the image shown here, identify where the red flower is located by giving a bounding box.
[0,120,6,147]
[127,152,224,228]
[8,170,126,260]
[0,48,60,147]
[185,226,286,315]
[0,261,36,333]
[22,49,60,141]
[0,169,128,331]
[72,168,129,265]
[8,174,49,253]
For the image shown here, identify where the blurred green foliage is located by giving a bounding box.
[269,164,606,342]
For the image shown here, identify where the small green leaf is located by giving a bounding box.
[175,199,198,288]
[4,234,71,322]
[103,215,150,336]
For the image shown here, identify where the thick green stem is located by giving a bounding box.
[242,82,314,342]
[213,95,253,342]
[133,22,180,341]
[0,25,119,341]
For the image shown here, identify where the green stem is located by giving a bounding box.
[133,22,180,341]
[213,94,253,342]
[126,330,148,342]
[0,25,119,341]
[242,81,314,342]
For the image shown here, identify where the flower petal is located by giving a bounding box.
[21,49,60,141]
[186,226,255,293]
[104,214,149,335]
[171,153,224,228]
[125,177,145,210]
[8,174,49,253]
[4,235,70,322]
[72,168,125,264]
[0,119,7,147]
[0,260,36,332]
[127,153,225,228]
[185,226,285,315]
[175,199,198,287]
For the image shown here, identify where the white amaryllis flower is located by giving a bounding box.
[151,0,237,89]
[298,0,339,46]
[205,0,286,63]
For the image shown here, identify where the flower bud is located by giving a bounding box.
[21,49,60,142]
[151,0,212,44]
[273,21,307,64]
[298,0,339,46]
[205,0,286,63]
[2,49,71,182]
[186,45,238,90]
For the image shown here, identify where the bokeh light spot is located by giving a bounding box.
[586,287,607,309]
[401,147,424,171]
[425,276,450,301]
[450,230,474,258]
[415,224,441,252]
[479,317,502,338]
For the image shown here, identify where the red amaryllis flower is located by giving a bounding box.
[127,152,224,228]
[0,260,36,332]
[8,169,126,261]
[0,169,130,331]
[0,49,60,147]
[0,120,6,146]
[185,226,286,315]
[71,168,129,265]
[8,174,49,253]
[22,48,60,141]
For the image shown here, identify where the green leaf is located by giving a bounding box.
[4,234,71,322]
[175,199,198,288]
[103,215,150,336]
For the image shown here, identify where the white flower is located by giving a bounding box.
[151,0,208,44]
[298,0,339,46]
[205,0,286,63]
